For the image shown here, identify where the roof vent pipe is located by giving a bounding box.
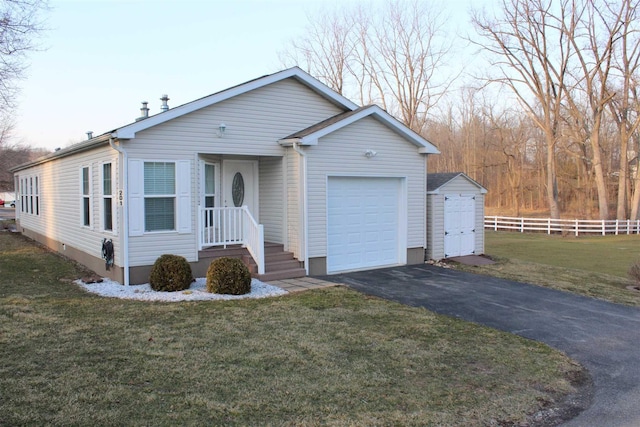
[136,101,149,121]
[86,131,93,140]
[160,94,169,112]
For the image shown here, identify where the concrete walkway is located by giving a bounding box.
[267,276,338,293]
[322,264,640,427]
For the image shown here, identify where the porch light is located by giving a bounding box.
[364,149,377,158]
[218,123,226,137]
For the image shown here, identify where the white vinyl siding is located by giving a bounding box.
[128,159,194,266]
[124,79,344,159]
[15,144,122,266]
[259,157,284,244]
[121,78,342,264]
[286,148,302,258]
[306,116,426,259]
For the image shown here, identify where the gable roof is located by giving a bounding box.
[12,67,439,172]
[113,67,359,139]
[279,105,439,154]
[427,172,487,193]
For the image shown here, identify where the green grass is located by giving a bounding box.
[0,233,583,426]
[484,231,640,278]
[451,231,640,306]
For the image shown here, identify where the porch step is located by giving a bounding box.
[257,268,307,282]
[197,242,306,281]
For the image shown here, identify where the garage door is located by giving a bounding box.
[327,177,402,273]
[444,195,475,257]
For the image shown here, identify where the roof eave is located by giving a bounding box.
[294,105,440,154]
[10,134,112,172]
[115,67,359,140]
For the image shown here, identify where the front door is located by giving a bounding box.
[222,160,258,217]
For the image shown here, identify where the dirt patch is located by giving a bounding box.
[526,366,594,426]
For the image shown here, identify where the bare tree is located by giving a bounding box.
[602,0,640,219]
[470,0,581,218]
[280,0,457,133]
[0,0,48,114]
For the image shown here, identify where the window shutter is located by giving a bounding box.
[176,160,191,234]
[128,160,144,236]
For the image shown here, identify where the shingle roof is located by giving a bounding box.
[427,172,463,191]
[282,106,372,139]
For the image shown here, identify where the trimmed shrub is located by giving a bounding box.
[206,257,252,295]
[149,254,193,292]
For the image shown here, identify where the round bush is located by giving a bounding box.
[149,254,193,292]
[206,257,252,295]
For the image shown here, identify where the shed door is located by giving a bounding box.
[444,195,475,257]
[327,177,401,273]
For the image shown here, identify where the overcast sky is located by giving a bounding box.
[14,0,481,151]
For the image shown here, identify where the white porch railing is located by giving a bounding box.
[200,206,265,275]
[484,215,640,236]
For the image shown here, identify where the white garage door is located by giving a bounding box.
[444,195,475,257]
[327,177,402,273]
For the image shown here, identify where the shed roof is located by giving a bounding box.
[427,172,487,193]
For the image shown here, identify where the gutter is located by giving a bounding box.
[292,142,309,275]
[109,136,131,286]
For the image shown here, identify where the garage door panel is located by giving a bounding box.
[327,177,402,273]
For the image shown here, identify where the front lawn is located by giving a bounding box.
[0,233,584,425]
[451,231,640,306]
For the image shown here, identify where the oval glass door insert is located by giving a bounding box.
[232,172,245,207]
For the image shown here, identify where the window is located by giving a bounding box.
[204,163,215,208]
[29,177,33,213]
[35,177,39,215]
[82,166,91,226]
[103,163,113,231]
[19,175,40,215]
[144,162,175,231]
[20,178,25,213]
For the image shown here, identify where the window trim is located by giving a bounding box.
[19,174,40,216]
[81,166,92,228]
[144,161,176,233]
[101,162,115,233]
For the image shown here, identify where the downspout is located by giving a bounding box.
[109,137,130,286]
[292,142,309,275]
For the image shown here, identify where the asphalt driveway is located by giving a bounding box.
[323,264,640,427]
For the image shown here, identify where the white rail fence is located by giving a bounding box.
[484,215,640,236]
[200,206,265,275]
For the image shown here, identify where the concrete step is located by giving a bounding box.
[264,251,296,262]
[265,259,303,273]
[198,242,306,281]
[257,268,307,282]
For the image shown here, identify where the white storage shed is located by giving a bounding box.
[427,172,487,260]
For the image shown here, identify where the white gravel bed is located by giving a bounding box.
[77,277,288,302]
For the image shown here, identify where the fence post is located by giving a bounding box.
[602,219,605,236]
[547,218,551,234]
[520,217,524,233]
[494,216,498,231]
[575,219,578,236]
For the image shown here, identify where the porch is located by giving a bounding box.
[198,206,305,281]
